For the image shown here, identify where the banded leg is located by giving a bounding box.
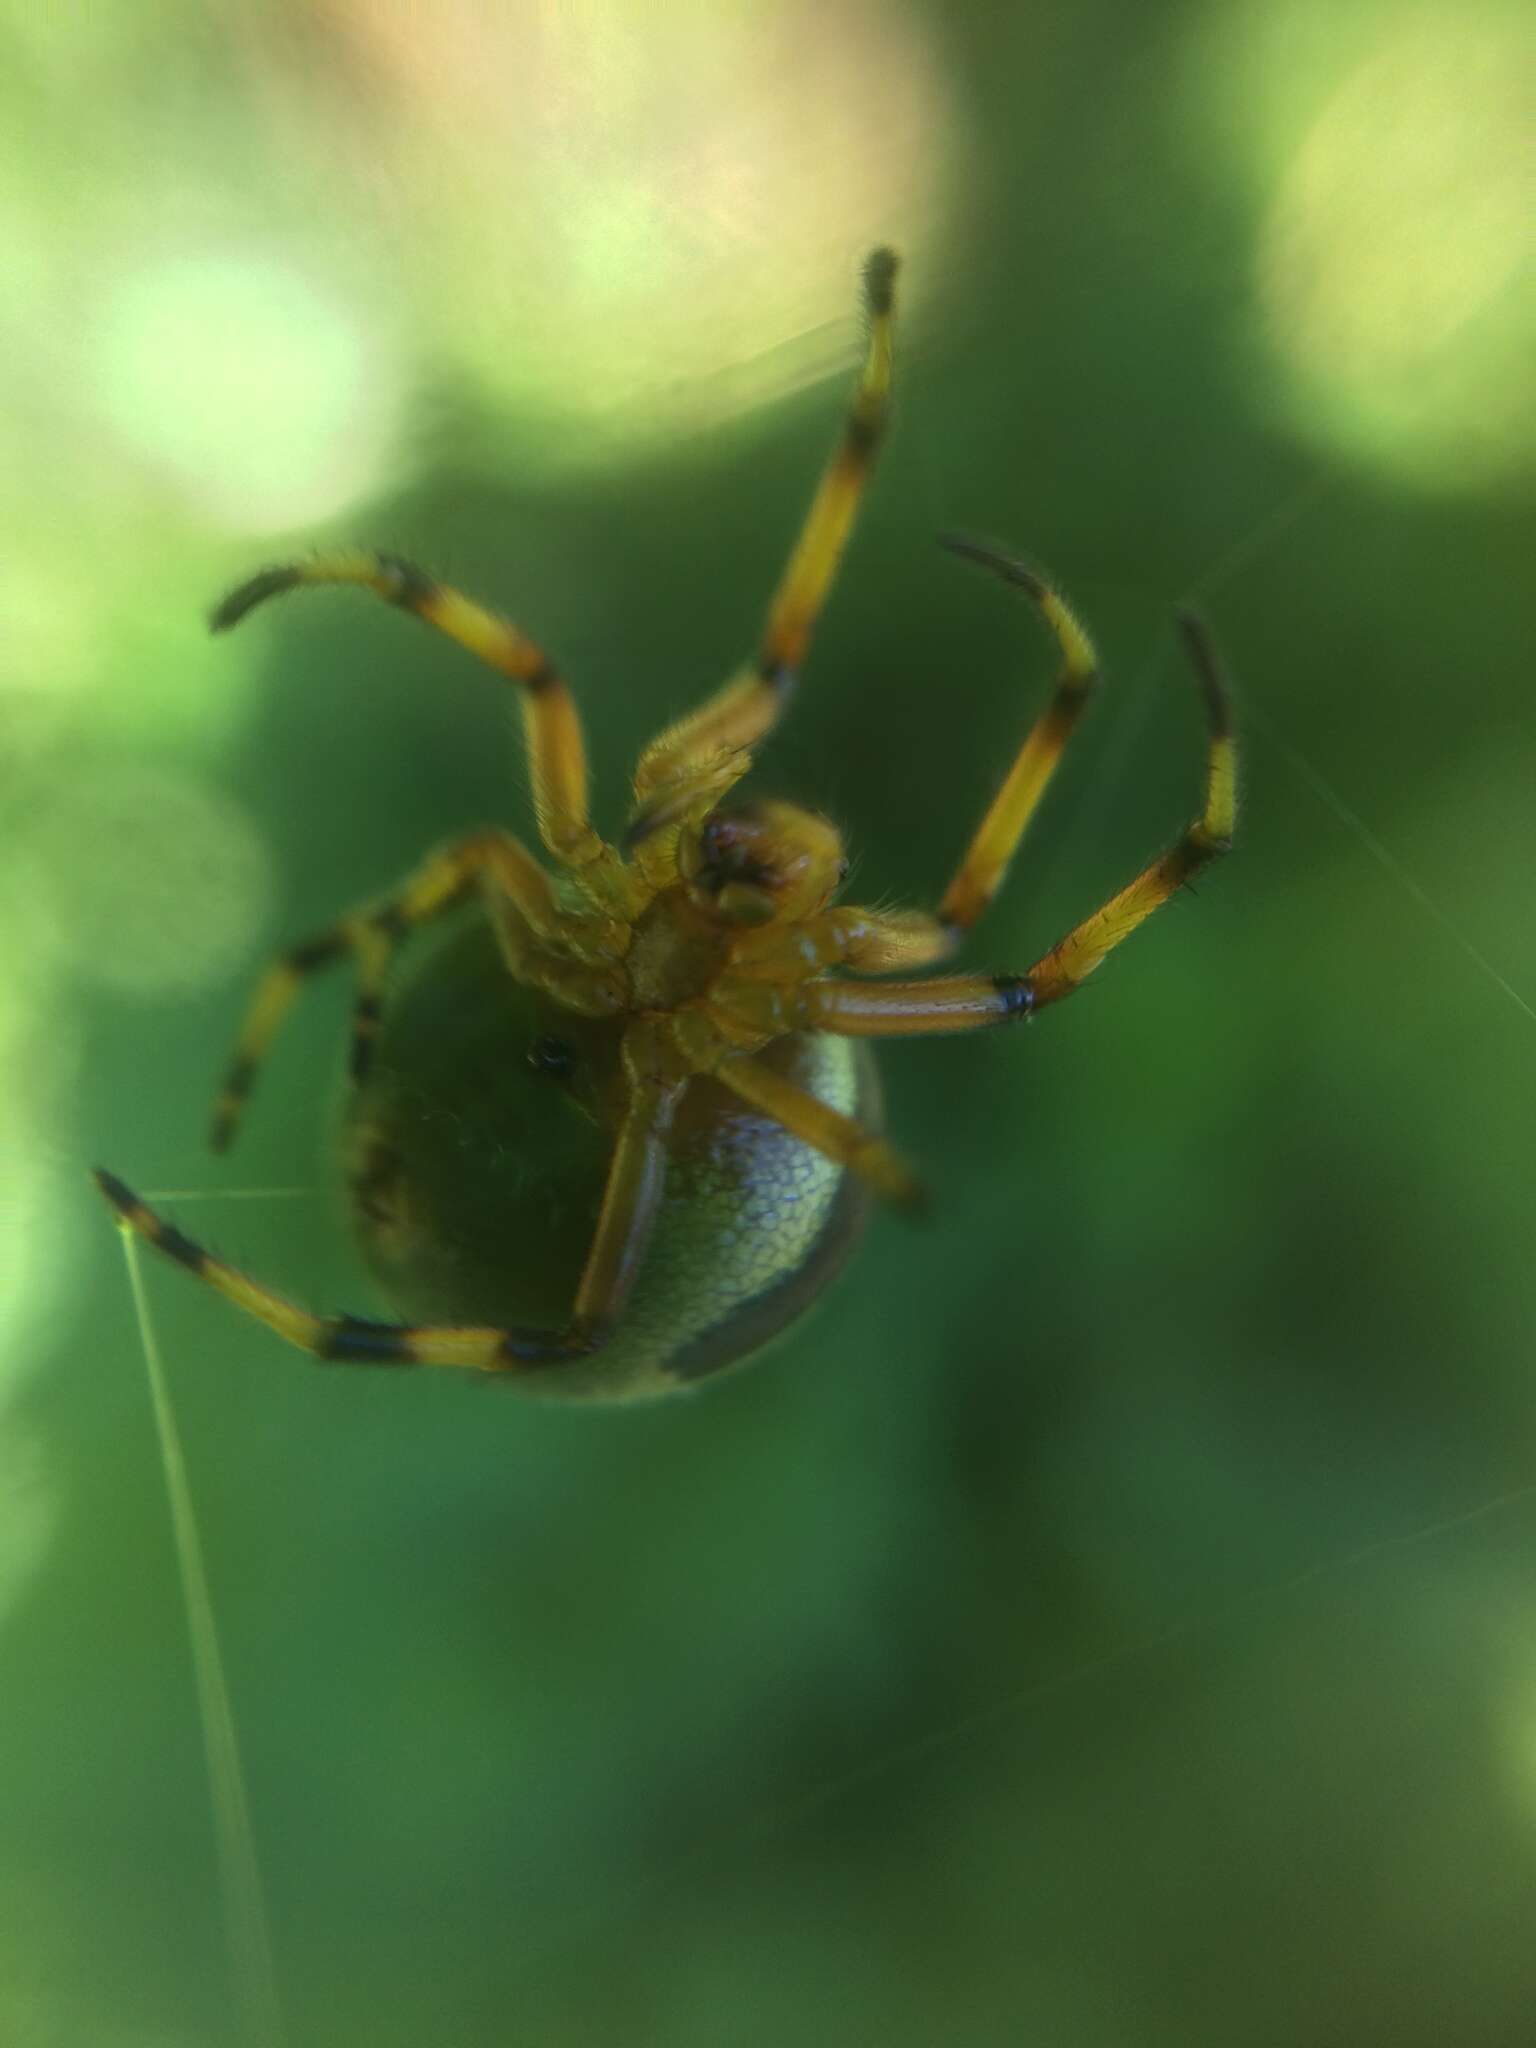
[935,535,1099,935]
[94,1079,681,1368]
[709,1049,924,1209]
[629,248,899,843]
[801,613,1237,1034]
[213,550,628,897]
[209,829,561,1151]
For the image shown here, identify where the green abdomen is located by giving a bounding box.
[338,912,879,1399]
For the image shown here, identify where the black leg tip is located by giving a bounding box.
[92,1166,135,1216]
[938,532,1046,603]
[210,566,302,632]
[1174,610,1233,735]
[863,246,899,316]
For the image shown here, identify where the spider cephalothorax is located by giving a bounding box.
[679,800,847,928]
[96,248,1236,1399]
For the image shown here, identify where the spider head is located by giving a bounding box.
[678,799,848,927]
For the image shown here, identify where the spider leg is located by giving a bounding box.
[706,1046,924,1209]
[208,829,566,1151]
[932,535,1099,936]
[213,550,630,899]
[96,1076,681,1368]
[629,249,898,837]
[801,613,1236,1033]
[810,905,958,973]
[727,904,959,985]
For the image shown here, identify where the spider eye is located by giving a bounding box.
[696,813,775,895]
[527,1034,575,1079]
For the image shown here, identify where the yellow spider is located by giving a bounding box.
[96,249,1236,1399]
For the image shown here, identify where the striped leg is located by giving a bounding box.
[95,1078,681,1369]
[802,613,1237,1034]
[209,829,560,1152]
[213,551,628,897]
[935,535,1100,935]
[629,248,898,845]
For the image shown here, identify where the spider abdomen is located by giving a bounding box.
[338,910,880,1399]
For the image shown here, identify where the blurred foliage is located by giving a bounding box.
[2,2,1532,2044]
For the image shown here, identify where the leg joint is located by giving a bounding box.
[991,975,1036,1022]
[373,552,437,610]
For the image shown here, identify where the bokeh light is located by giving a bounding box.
[0,1428,57,1633]
[0,983,75,1623]
[12,762,271,994]
[94,251,404,530]
[1258,7,1531,491]
[1191,0,1531,493]
[312,0,964,458]
[0,982,77,1379]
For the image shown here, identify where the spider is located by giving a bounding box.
[95,248,1236,1400]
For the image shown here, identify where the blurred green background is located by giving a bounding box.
[3,2,1532,2043]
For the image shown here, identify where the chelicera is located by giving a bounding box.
[96,249,1236,1400]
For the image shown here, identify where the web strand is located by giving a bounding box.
[504,1474,1536,1983]
[1243,697,1536,1028]
[1184,470,1536,1031]
[120,1230,288,2048]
